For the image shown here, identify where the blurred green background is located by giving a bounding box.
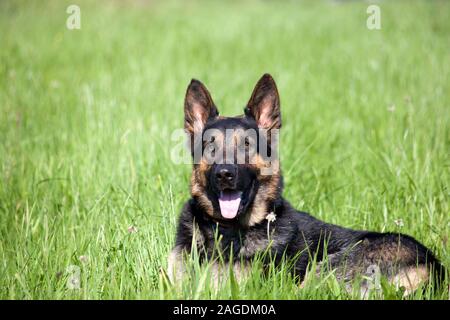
[0,0,449,299]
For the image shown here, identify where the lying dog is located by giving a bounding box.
[168,74,445,296]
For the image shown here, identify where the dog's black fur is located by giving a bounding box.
[168,74,445,292]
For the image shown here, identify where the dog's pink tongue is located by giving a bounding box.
[219,191,242,219]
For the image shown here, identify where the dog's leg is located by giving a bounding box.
[303,234,439,298]
[210,260,250,289]
[389,265,429,296]
[167,246,185,284]
[167,217,205,285]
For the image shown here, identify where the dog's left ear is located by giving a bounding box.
[245,74,281,130]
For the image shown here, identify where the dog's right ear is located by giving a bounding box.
[184,79,219,136]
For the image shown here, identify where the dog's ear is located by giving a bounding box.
[245,74,281,130]
[184,79,219,136]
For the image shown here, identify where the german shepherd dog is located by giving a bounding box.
[168,74,445,296]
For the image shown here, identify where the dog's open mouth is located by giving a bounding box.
[218,190,242,219]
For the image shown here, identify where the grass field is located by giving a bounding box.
[0,0,449,299]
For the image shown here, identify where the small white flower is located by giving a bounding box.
[127,225,138,233]
[266,212,276,241]
[394,219,404,227]
[79,255,88,263]
[266,212,276,223]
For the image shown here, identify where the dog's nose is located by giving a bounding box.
[215,165,236,184]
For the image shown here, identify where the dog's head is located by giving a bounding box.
[184,74,283,227]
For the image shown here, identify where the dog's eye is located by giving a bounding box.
[244,137,251,147]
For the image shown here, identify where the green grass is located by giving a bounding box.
[0,0,449,299]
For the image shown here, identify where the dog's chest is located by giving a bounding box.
[199,223,277,260]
